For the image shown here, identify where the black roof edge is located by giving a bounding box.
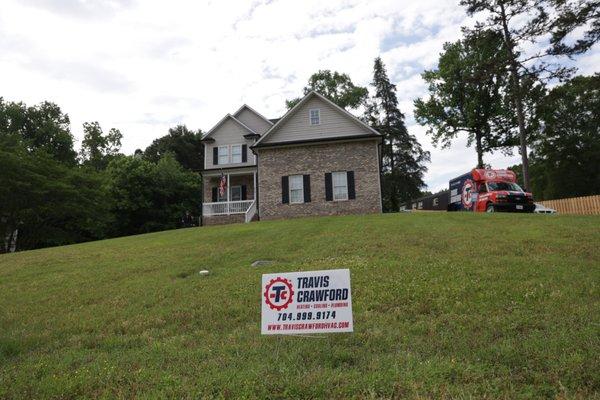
[251,134,382,150]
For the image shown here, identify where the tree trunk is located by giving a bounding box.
[499,3,531,191]
[475,131,484,168]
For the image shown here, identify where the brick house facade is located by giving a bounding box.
[201,91,382,224]
[257,140,381,220]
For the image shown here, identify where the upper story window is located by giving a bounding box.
[309,109,320,125]
[218,146,229,165]
[231,145,242,163]
[289,175,304,204]
[332,171,348,201]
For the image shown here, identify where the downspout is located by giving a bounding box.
[252,144,260,220]
[377,138,384,212]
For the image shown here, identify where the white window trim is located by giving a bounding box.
[332,171,348,201]
[309,108,320,125]
[289,174,304,204]
[218,145,229,165]
[231,144,242,164]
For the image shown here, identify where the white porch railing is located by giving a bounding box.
[244,200,257,223]
[203,200,254,216]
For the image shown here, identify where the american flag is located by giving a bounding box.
[219,174,227,197]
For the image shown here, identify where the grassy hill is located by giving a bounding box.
[1,213,598,399]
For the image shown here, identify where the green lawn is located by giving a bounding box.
[1,213,598,399]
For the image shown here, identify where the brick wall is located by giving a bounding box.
[256,139,382,220]
[202,214,245,225]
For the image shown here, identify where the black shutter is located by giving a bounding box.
[347,171,355,199]
[213,147,218,165]
[303,175,311,203]
[242,145,247,163]
[241,185,247,200]
[325,173,333,201]
[212,187,218,202]
[281,176,289,204]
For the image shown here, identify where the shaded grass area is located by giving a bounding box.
[0,213,598,399]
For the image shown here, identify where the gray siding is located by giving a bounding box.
[235,108,271,134]
[204,118,256,170]
[260,96,373,145]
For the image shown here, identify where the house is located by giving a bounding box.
[201,91,383,225]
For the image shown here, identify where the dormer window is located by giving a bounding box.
[309,109,320,125]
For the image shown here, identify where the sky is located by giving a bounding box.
[1,0,598,192]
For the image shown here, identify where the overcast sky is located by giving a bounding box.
[1,0,598,191]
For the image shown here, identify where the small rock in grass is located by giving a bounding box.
[251,260,274,267]
[198,270,210,276]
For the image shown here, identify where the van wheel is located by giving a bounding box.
[486,204,495,213]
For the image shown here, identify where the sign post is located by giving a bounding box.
[261,269,353,335]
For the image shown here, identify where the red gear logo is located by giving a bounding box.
[485,170,497,180]
[264,277,294,311]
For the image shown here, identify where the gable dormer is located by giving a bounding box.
[202,114,258,170]
[233,104,273,135]
[253,91,380,148]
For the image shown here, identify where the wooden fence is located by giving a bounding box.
[538,195,600,215]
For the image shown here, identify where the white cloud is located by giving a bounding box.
[0,0,597,191]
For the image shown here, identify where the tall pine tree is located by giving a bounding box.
[366,57,430,211]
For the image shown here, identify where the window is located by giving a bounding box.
[479,183,487,193]
[289,175,304,203]
[231,185,242,201]
[218,146,229,165]
[433,198,439,206]
[309,109,320,125]
[231,145,242,163]
[487,182,523,192]
[332,171,348,201]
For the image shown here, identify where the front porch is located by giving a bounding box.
[202,169,257,225]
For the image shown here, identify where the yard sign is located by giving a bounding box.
[261,269,353,335]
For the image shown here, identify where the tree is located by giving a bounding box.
[415,29,513,168]
[286,70,368,110]
[460,0,585,191]
[549,0,600,56]
[105,154,201,236]
[80,121,123,170]
[0,138,111,252]
[366,57,430,211]
[533,74,599,199]
[143,125,204,171]
[0,98,77,165]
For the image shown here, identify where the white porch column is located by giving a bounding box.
[226,173,230,214]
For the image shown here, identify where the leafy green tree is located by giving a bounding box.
[286,70,368,110]
[0,98,77,165]
[535,75,599,199]
[105,154,201,236]
[415,29,513,168]
[460,0,583,191]
[366,57,430,211]
[80,121,123,170]
[0,138,111,252]
[143,125,204,171]
[509,75,600,200]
